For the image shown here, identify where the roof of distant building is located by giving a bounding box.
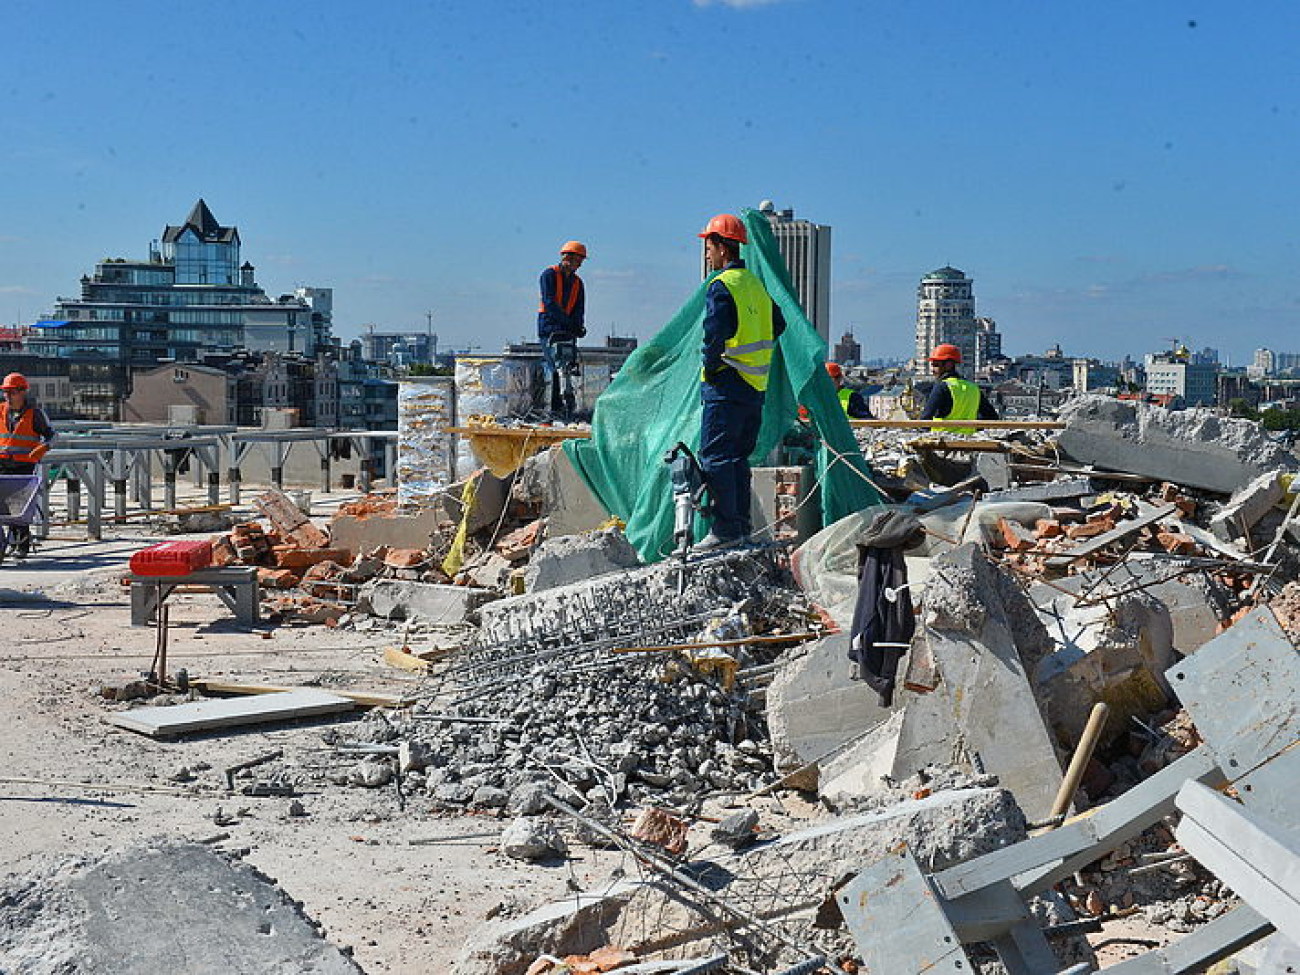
[162,199,239,244]
[923,265,967,281]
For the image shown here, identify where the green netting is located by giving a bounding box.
[565,208,884,562]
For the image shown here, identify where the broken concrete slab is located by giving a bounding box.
[764,632,893,789]
[329,505,440,555]
[1209,469,1288,542]
[1030,587,1175,749]
[440,470,511,535]
[455,785,1027,975]
[1031,558,1230,658]
[105,689,357,737]
[522,527,642,593]
[515,446,610,537]
[360,578,496,624]
[1056,395,1298,494]
[0,844,361,975]
[891,545,1064,822]
[981,475,1095,504]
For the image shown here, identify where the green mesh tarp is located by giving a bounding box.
[565,208,884,562]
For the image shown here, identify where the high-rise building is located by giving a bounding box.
[914,266,976,371]
[973,317,1002,373]
[758,201,831,343]
[832,331,861,365]
[29,200,330,419]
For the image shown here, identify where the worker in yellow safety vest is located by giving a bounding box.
[694,213,786,551]
[825,362,873,418]
[919,344,998,431]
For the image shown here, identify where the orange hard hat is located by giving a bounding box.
[1,373,29,391]
[825,362,844,380]
[929,343,962,364]
[560,241,588,259]
[698,213,747,244]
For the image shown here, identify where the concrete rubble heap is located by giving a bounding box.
[8,397,1300,975]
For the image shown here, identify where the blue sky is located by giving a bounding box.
[2,0,1297,365]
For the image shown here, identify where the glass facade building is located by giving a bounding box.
[30,200,329,419]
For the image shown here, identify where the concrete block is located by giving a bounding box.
[0,844,361,974]
[1030,588,1175,749]
[765,632,893,788]
[894,545,1063,822]
[440,470,511,535]
[521,446,610,537]
[329,506,441,555]
[1209,469,1287,541]
[818,709,906,804]
[360,579,496,624]
[1056,395,1297,494]
[522,527,642,593]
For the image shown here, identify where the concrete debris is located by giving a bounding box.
[521,526,643,594]
[0,844,360,974]
[1056,395,1297,494]
[359,578,497,625]
[501,817,568,861]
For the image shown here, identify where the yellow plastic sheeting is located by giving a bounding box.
[441,471,479,577]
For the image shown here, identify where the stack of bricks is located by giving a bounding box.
[230,523,273,564]
[771,468,804,543]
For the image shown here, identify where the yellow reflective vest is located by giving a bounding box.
[932,376,981,432]
[705,268,776,392]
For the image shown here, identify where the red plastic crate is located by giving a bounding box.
[130,539,214,577]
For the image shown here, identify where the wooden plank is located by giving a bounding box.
[104,689,355,737]
[851,419,1064,430]
[1044,503,1179,569]
[188,679,415,709]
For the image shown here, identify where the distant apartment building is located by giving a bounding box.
[29,200,331,419]
[914,266,976,371]
[832,331,861,365]
[973,317,1002,374]
[1007,346,1073,389]
[1072,358,1121,392]
[1250,347,1300,378]
[1145,352,1217,406]
[360,330,437,367]
[0,354,73,419]
[758,201,832,344]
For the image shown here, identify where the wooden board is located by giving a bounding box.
[187,679,415,709]
[105,689,356,737]
[851,419,1064,430]
[1044,502,1179,569]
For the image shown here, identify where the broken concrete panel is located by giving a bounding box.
[522,527,642,593]
[981,475,1095,504]
[974,452,1012,491]
[328,506,441,556]
[360,579,496,624]
[1209,469,1287,541]
[1056,395,1298,494]
[894,545,1063,822]
[1030,588,1175,748]
[105,689,356,737]
[454,880,645,975]
[0,844,361,974]
[456,786,1027,974]
[439,470,511,535]
[518,445,610,538]
[765,632,893,788]
[1031,558,1229,658]
[818,709,906,804]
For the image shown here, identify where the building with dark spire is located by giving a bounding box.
[29,200,331,419]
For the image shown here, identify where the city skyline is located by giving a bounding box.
[3,1,1299,365]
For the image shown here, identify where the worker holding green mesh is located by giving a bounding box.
[693,214,786,551]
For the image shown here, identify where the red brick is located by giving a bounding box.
[630,807,689,856]
[997,518,1035,552]
[1157,531,1197,556]
[274,546,352,570]
[1035,519,1064,538]
[1066,519,1114,540]
[383,547,428,569]
[257,567,300,589]
[211,535,237,567]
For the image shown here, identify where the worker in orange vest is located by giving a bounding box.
[537,241,588,419]
[0,373,54,558]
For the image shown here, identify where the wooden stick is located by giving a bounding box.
[851,419,1064,430]
[1048,702,1110,825]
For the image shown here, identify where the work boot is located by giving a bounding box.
[13,528,30,560]
[692,532,739,553]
